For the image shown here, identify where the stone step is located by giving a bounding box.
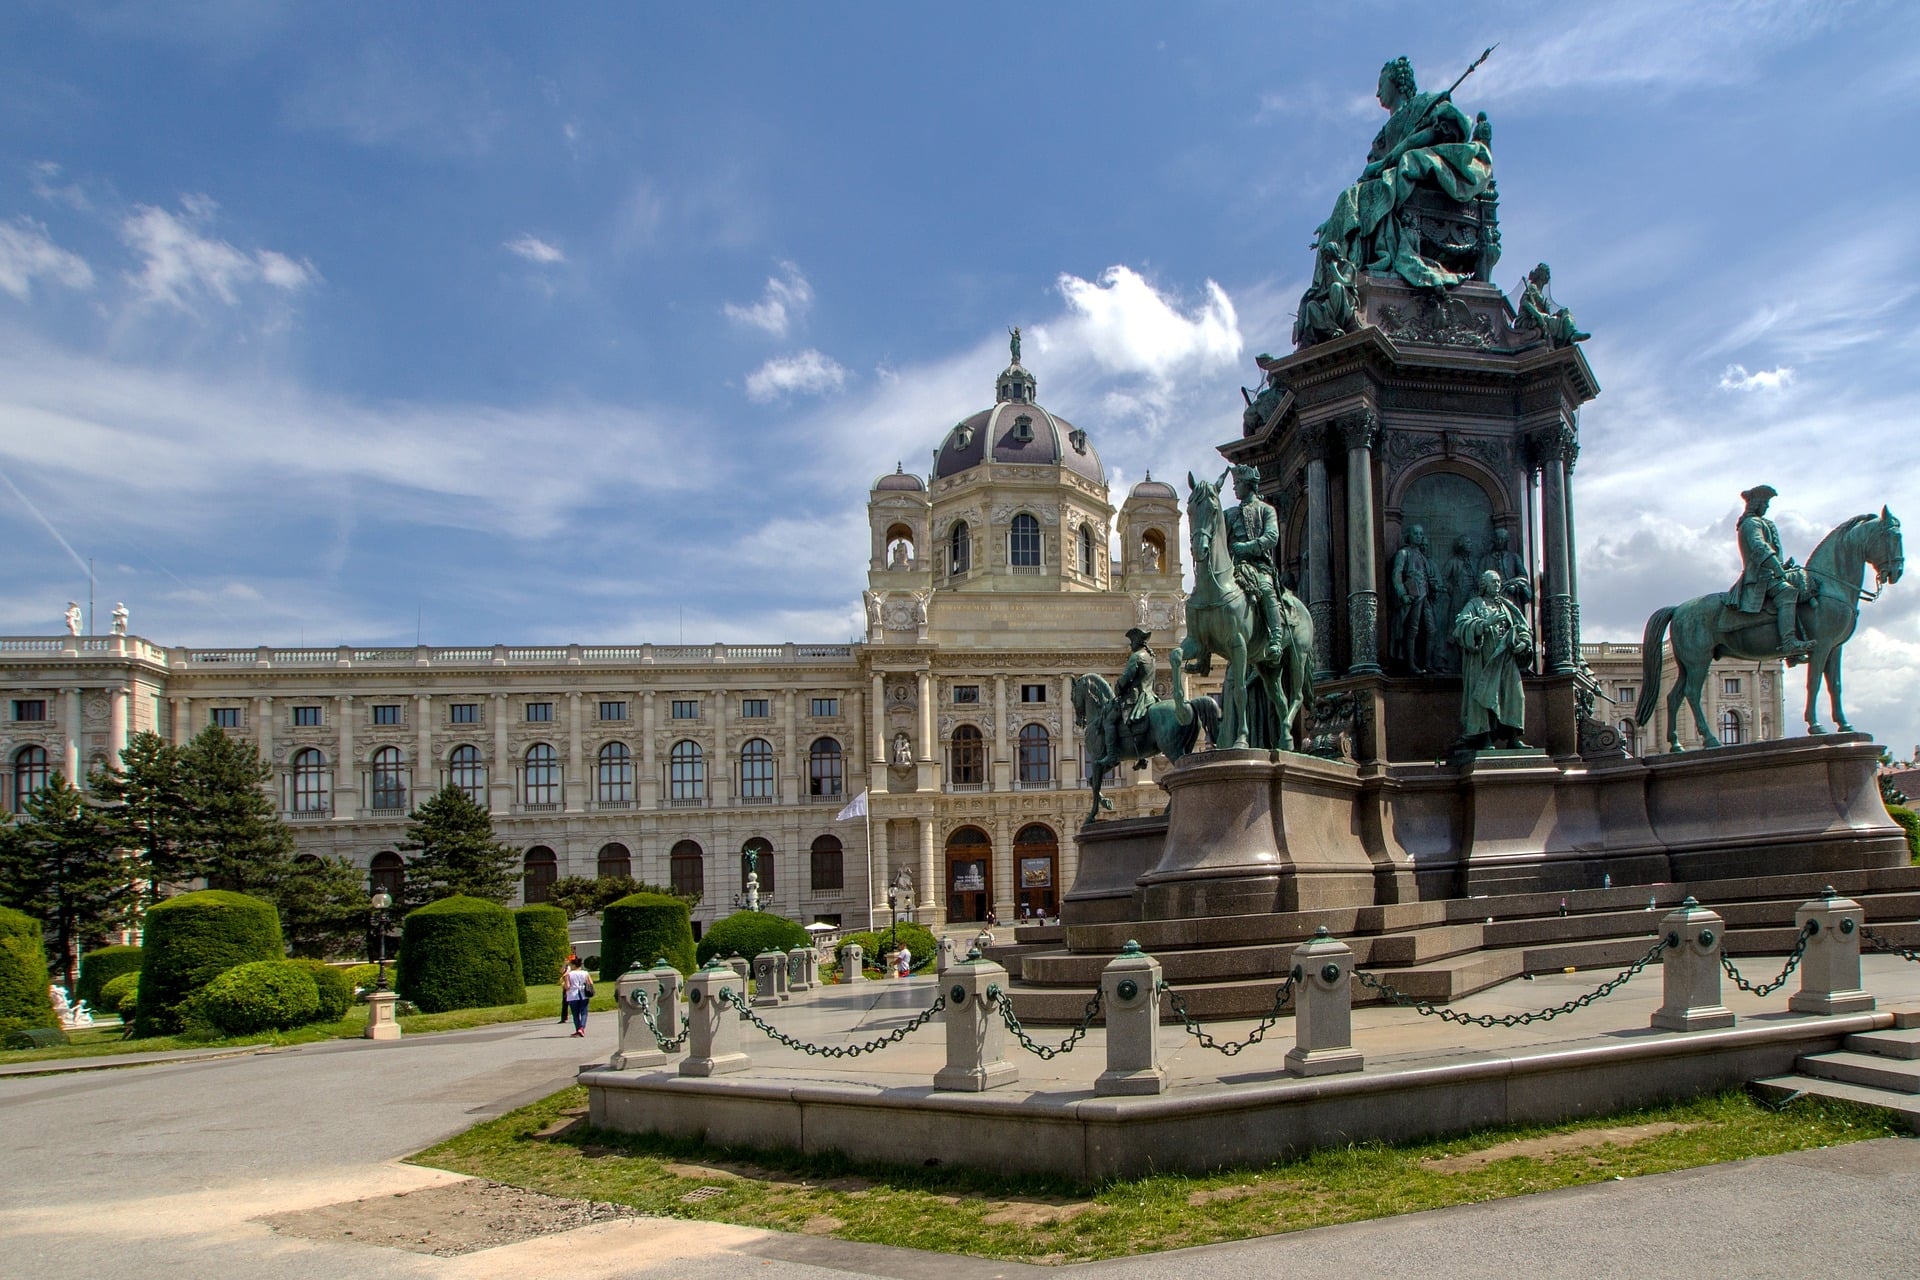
[1845,1028,1920,1060]
[1066,900,1451,954]
[1796,1050,1920,1094]
[1750,1075,1920,1131]
[1019,920,1495,989]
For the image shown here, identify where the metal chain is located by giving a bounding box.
[988,986,1102,1060]
[1721,923,1815,996]
[1353,937,1671,1028]
[1156,974,1297,1056]
[1863,924,1920,963]
[629,988,691,1051]
[718,987,946,1058]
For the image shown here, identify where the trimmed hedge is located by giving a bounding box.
[343,963,382,992]
[294,959,353,1022]
[134,890,285,1037]
[3,1026,68,1050]
[514,904,572,986]
[693,909,809,968]
[600,893,696,981]
[78,944,144,1007]
[100,972,140,1018]
[0,906,57,1034]
[835,922,939,973]
[1889,805,1920,863]
[394,895,525,1013]
[195,960,321,1035]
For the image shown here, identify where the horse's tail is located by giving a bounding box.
[1635,607,1674,726]
[1192,695,1221,750]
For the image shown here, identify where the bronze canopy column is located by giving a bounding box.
[1340,410,1382,675]
[1534,423,1577,674]
[1299,422,1336,679]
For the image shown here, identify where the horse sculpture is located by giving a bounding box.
[1180,472,1316,751]
[1636,508,1902,750]
[1071,663,1220,827]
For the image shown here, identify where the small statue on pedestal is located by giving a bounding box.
[1390,525,1438,675]
[1515,263,1589,348]
[1452,570,1534,751]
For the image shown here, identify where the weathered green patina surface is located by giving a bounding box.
[1453,569,1533,750]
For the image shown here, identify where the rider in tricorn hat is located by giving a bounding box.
[1732,484,1811,659]
[1101,627,1157,768]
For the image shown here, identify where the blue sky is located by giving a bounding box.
[1,2,1917,751]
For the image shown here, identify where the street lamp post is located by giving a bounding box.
[364,888,401,1042]
[370,889,392,991]
[887,886,899,961]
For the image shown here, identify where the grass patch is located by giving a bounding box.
[0,982,614,1066]
[412,1086,1907,1263]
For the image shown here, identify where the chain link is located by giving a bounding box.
[718,987,946,1058]
[1352,937,1671,1028]
[1156,974,1297,1055]
[1863,924,1920,963]
[988,986,1101,1060]
[628,987,690,1051]
[1720,923,1814,996]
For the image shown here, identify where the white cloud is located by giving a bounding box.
[1050,265,1241,382]
[745,349,847,402]
[29,161,91,213]
[0,218,95,300]
[724,261,813,337]
[1718,364,1794,392]
[120,198,317,310]
[504,234,566,265]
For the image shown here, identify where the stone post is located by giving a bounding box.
[363,990,401,1042]
[753,951,787,1006]
[680,962,751,1077]
[727,956,750,983]
[1285,928,1364,1076]
[843,943,865,982]
[652,959,683,1018]
[787,946,813,994]
[610,963,670,1070]
[1651,898,1736,1031]
[936,935,957,975]
[1789,888,1875,1015]
[1095,941,1167,1096]
[1339,410,1381,674]
[933,953,1018,1092]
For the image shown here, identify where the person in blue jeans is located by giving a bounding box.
[561,959,593,1036]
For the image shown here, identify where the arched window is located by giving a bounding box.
[1077,523,1094,576]
[1018,723,1052,784]
[670,839,704,899]
[949,724,984,786]
[949,520,971,575]
[523,743,558,806]
[741,837,774,897]
[739,737,775,800]
[669,740,705,802]
[292,748,329,814]
[1619,719,1639,757]
[1719,709,1742,746]
[1141,528,1166,573]
[369,851,404,898]
[449,744,485,803]
[371,746,406,812]
[1010,512,1041,567]
[523,846,558,904]
[809,737,844,797]
[596,742,633,804]
[597,842,631,879]
[11,746,48,813]
[810,834,844,892]
[1014,823,1059,919]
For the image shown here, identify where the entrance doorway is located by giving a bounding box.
[945,826,992,923]
[1013,823,1058,921]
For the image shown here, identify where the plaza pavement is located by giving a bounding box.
[3,956,1919,1278]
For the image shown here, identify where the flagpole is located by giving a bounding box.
[864,801,876,931]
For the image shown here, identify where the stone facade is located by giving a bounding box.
[1582,641,1786,755]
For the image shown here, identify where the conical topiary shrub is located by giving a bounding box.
[134,890,284,1037]
[693,909,808,969]
[513,903,572,986]
[394,895,525,1013]
[0,906,56,1034]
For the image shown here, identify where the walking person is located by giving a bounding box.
[561,958,593,1037]
[558,951,579,1023]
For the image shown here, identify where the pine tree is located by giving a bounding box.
[90,731,198,902]
[269,854,375,959]
[0,774,139,991]
[399,786,519,906]
[177,724,295,894]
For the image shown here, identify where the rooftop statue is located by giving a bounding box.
[1636,495,1903,749]
[1515,263,1589,348]
[1008,326,1022,365]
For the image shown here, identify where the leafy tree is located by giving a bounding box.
[399,786,518,906]
[1879,749,1910,807]
[0,774,139,991]
[544,873,697,921]
[177,725,296,893]
[90,731,197,903]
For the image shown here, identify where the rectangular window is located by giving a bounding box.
[292,706,322,727]
[210,707,240,728]
[741,698,769,719]
[1723,678,1741,696]
[809,697,839,717]
[670,699,699,720]
[1021,684,1047,704]
[11,700,46,722]
[1616,687,1636,706]
[449,703,478,724]
[598,700,627,722]
[953,685,980,704]
[525,702,553,722]
[372,704,401,725]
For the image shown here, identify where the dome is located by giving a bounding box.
[931,333,1105,485]
[1129,472,1177,500]
[872,463,926,492]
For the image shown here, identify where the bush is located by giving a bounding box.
[2,1026,68,1049]
[343,963,381,991]
[513,904,572,986]
[195,960,321,1035]
[394,895,525,1013]
[693,910,809,968]
[78,944,144,1007]
[0,906,57,1033]
[835,922,939,973]
[293,959,353,1021]
[600,893,696,981]
[134,890,284,1037]
[1889,805,1920,863]
[100,971,140,1018]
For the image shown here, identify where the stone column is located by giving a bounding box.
[1534,422,1577,674]
[490,693,510,814]
[992,674,1009,787]
[107,685,129,764]
[640,691,657,809]
[1095,941,1167,1096]
[1057,673,1078,781]
[918,815,938,917]
[1285,929,1364,1076]
[679,963,750,1077]
[782,689,798,804]
[712,687,730,805]
[1339,410,1382,674]
[870,673,886,765]
[933,955,1017,1091]
[917,670,933,761]
[1301,423,1336,679]
[168,695,189,747]
[332,694,351,818]
[1789,889,1874,1015]
[566,691,584,812]
[415,693,432,809]
[1651,898,1736,1031]
[62,687,82,782]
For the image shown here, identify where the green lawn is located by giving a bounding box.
[0,982,616,1067]
[413,1085,1908,1264]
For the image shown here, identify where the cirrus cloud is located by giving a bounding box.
[745,348,847,403]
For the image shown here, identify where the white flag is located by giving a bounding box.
[835,789,869,822]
